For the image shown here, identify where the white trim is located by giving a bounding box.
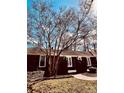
[87,57,92,66]
[68,70,76,73]
[78,56,82,61]
[39,56,46,67]
[67,56,73,67]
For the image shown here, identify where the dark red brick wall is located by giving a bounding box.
[90,57,97,67]
[27,54,97,76]
[27,55,39,71]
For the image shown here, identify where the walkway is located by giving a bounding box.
[72,73,97,80]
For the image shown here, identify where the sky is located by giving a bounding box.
[27,0,97,49]
[27,0,80,48]
[52,0,79,10]
[27,0,96,14]
[27,0,80,11]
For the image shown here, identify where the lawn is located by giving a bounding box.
[29,77,96,93]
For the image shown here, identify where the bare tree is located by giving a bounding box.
[27,0,94,76]
[76,0,97,52]
[81,15,97,52]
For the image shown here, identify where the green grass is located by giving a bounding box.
[31,77,97,93]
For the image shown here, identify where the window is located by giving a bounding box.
[90,57,97,67]
[87,57,92,66]
[39,56,46,67]
[67,57,73,67]
[82,57,87,62]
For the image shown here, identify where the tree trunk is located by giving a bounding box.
[52,54,56,76]
[54,55,60,78]
[48,55,52,76]
[74,43,76,51]
[83,38,86,52]
[45,54,52,77]
[93,42,96,52]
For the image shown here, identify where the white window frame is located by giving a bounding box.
[39,56,46,67]
[68,70,77,73]
[78,56,82,61]
[67,56,73,67]
[87,57,92,66]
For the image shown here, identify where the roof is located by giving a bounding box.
[27,48,96,57]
